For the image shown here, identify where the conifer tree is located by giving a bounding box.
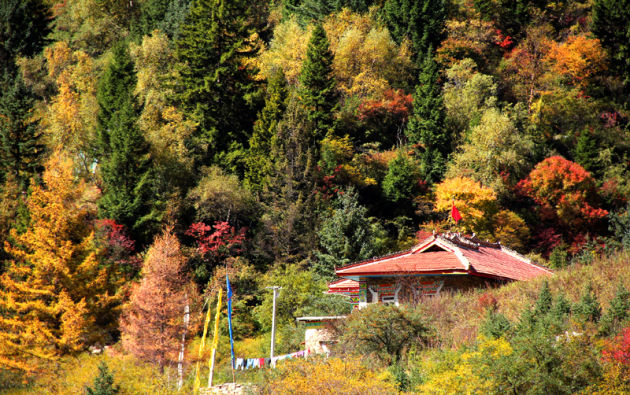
[382,0,446,65]
[573,284,602,324]
[382,151,418,203]
[0,73,45,189]
[299,23,338,142]
[573,131,600,175]
[85,361,120,395]
[405,50,449,183]
[314,188,380,277]
[600,283,630,336]
[592,0,630,87]
[96,42,159,247]
[0,0,50,72]
[120,228,197,369]
[534,281,553,316]
[173,0,258,171]
[245,69,288,195]
[0,152,122,374]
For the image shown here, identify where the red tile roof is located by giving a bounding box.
[335,234,552,281]
[327,278,359,293]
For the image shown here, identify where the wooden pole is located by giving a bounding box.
[177,297,190,391]
[208,288,223,388]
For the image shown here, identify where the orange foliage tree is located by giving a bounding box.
[517,156,608,251]
[120,228,198,369]
[0,151,121,374]
[517,156,607,229]
[545,34,607,89]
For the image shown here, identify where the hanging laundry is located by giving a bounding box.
[235,358,245,370]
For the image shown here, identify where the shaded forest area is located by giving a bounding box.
[1,0,630,391]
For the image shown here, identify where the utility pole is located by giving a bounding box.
[266,286,281,360]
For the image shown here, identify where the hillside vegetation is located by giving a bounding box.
[1,0,630,393]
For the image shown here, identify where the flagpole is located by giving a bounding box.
[226,273,236,384]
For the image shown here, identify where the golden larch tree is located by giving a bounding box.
[0,151,121,374]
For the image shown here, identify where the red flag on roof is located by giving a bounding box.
[451,201,462,223]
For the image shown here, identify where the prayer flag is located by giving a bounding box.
[451,201,462,223]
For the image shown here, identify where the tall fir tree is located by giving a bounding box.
[245,69,288,195]
[173,0,258,172]
[298,23,338,143]
[0,0,50,72]
[0,72,45,189]
[381,0,446,65]
[96,42,159,247]
[592,0,630,88]
[314,188,381,278]
[405,50,449,183]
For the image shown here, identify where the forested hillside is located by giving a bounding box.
[1,0,630,392]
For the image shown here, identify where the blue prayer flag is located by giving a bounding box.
[226,274,236,369]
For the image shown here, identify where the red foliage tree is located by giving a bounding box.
[120,228,197,369]
[603,327,630,366]
[96,219,141,279]
[517,156,608,251]
[186,221,245,257]
[356,89,412,147]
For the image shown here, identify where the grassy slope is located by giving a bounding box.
[417,250,630,347]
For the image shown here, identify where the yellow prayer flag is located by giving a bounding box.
[194,298,213,394]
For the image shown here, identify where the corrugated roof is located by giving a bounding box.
[335,234,552,281]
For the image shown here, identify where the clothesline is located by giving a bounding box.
[235,349,310,370]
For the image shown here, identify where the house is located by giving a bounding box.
[328,232,552,308]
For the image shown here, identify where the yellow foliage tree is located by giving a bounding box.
[264,357,396,395]
[42,41,98,173]
[417,336,512,394]
[433,177,529,248]
[0,151,121,374]
[130,30,195,172]
[257,10,413,101]
[434,176,498,235]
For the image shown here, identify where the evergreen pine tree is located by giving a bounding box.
[173,0,258,171]
[382,0,446,65]
[534,281,553,316]
[573,131,600,175]
[0,72,45,189]
[96,42,159,247]
[572,284,602,324]
[85,361,120,395]
[0,0,51,72]
[382,151,418,203]
[600,283,630,336]
[314,188,379,278]
[592,0,630,87]
[298,23,338,142]
[245,69,288,195]
[405,50,449,183]
[480,310,511,339]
